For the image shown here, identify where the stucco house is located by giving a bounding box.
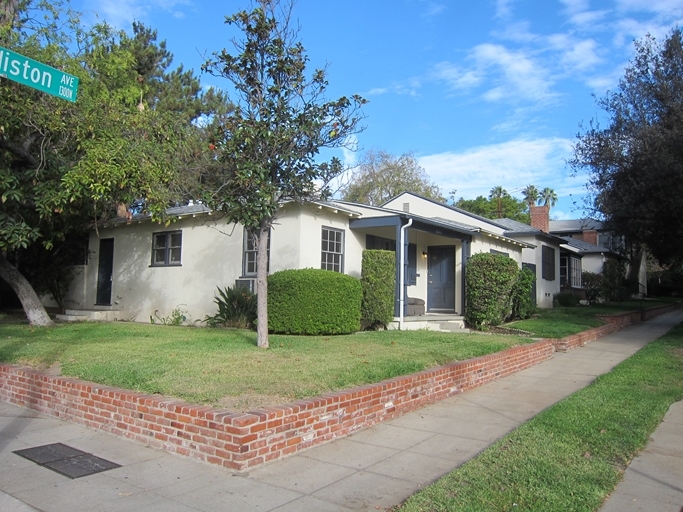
[57,192,566,329]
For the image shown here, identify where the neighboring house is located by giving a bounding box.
[548,217,646,296]
[57,192,556,328]
[488,214,564,308]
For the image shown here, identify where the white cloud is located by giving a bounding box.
[561,39,603,72]
[421,2,446,18]
[471,44,557,105]
[616,0,683,17]
[90,0,192,28]
[418,137,574,201]
[431,62,482,91]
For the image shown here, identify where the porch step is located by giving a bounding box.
[57,310,120,322]
[387,315,469,333]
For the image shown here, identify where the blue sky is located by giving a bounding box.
[72,0,683,220]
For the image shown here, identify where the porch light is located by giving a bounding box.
[422,251,428,257]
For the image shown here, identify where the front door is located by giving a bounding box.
[96,238,114,305]
[427,246,455,312]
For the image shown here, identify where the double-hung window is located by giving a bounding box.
[152,231,182,266]
[243,228,270,276]
[321,227,344,272]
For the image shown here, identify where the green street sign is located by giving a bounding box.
[0,45,79,102]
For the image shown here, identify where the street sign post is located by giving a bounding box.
[0,45,79,102]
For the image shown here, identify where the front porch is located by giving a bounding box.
[387,313,468,332]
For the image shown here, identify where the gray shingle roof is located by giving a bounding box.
[549,218,604,232]
[561,236,609,253]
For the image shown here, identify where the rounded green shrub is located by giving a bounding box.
[268,268,362,335]
[465,252,520,330]
[360,250,396,329]
[511,266,536,320]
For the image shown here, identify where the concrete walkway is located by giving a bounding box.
[1,311,681,512]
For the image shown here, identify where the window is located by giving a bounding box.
[152,231,182,266]
[321,227,344,272]
[490,249,509,257]
[570,257,582,288]
[542,245,555,280]
[243,228,270,276]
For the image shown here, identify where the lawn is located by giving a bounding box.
[397,321,683,512]
[0,317,533,410]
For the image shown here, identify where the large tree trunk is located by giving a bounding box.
[0,253,55,326]
[0,0,18,31]
[255,220,270,348]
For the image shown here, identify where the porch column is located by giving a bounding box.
[394,222,402,317]
[461,239,471,316]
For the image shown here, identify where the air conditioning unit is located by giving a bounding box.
[235,278,256,294]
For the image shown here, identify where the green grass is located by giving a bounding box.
[0,321,533,408]
[397,324,683,512]
[508,301,671,338]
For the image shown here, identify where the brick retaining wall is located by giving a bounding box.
[0,304,675,471]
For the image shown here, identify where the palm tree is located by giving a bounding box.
[489,186,508,218]
[521,185,539,210]
[540,187,558,210]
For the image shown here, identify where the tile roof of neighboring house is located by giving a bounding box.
[549,218,604,233]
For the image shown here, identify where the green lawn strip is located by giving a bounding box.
[0,322,531,406]
[508,301,671,338]
[397,325,683,512]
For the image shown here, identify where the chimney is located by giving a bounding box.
[583,229,598,246]
[530,205,549,233]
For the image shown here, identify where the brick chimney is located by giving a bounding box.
[582,229,598,246]
[530,205,549,232]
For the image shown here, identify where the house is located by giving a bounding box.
[548,217,646,296]
[58,192,563,329]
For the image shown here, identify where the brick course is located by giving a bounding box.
[0,304,674,471]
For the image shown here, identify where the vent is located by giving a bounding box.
[403,202,410,213]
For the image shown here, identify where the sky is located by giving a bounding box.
[71,0,683,220]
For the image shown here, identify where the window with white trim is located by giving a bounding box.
[152,231,182,266]
[243,228,270,276]
[321,227,344,272]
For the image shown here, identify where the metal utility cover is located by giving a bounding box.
[14,443,120,479]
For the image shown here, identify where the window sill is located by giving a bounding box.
[149,264,182,268]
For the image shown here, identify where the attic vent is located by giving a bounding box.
[403,202,410,213]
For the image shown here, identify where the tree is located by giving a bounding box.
[570,28,683,266]
[521,185,539,210]
[340,149,443,205]
[0,2,220,325]
[200,0,366,348]
[455,195,529,223]
[489,186,507,218]
[539,187,558,210]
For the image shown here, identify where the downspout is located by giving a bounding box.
[399,218,413,330]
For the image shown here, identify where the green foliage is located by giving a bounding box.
[465,253,520,329]
[554,291,581,307]
[582,271,605,304]
[151,305,189,326]
[268,269,361,335]
[510,267,536,320]
[360,250,396,328]
[204,286,257,329]
[602,259,630,302]
[455,194,529,223]
[571,28,683,266]
[340,149,443,205]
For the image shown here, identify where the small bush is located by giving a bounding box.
[465,253,520,329]
[204,286,257,329]
[268,268,361,335]
[554,291,580,307]
[360,250,396,329]
[582,271,604,304]
[602,259,630,302]
[510,267,536,320]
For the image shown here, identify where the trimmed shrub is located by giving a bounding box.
[204,286,257,329]
[465,252,520,330]
[554,291,580,307]
[582,271,604,304]
[268,268,362,335]
[510,266,536,320]
[360,250,396,329]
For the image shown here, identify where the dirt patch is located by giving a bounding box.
[217,393,292,413]
[487,326,533,336]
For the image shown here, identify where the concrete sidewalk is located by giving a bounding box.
[600,400,683,512]
[1,311,681,512]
